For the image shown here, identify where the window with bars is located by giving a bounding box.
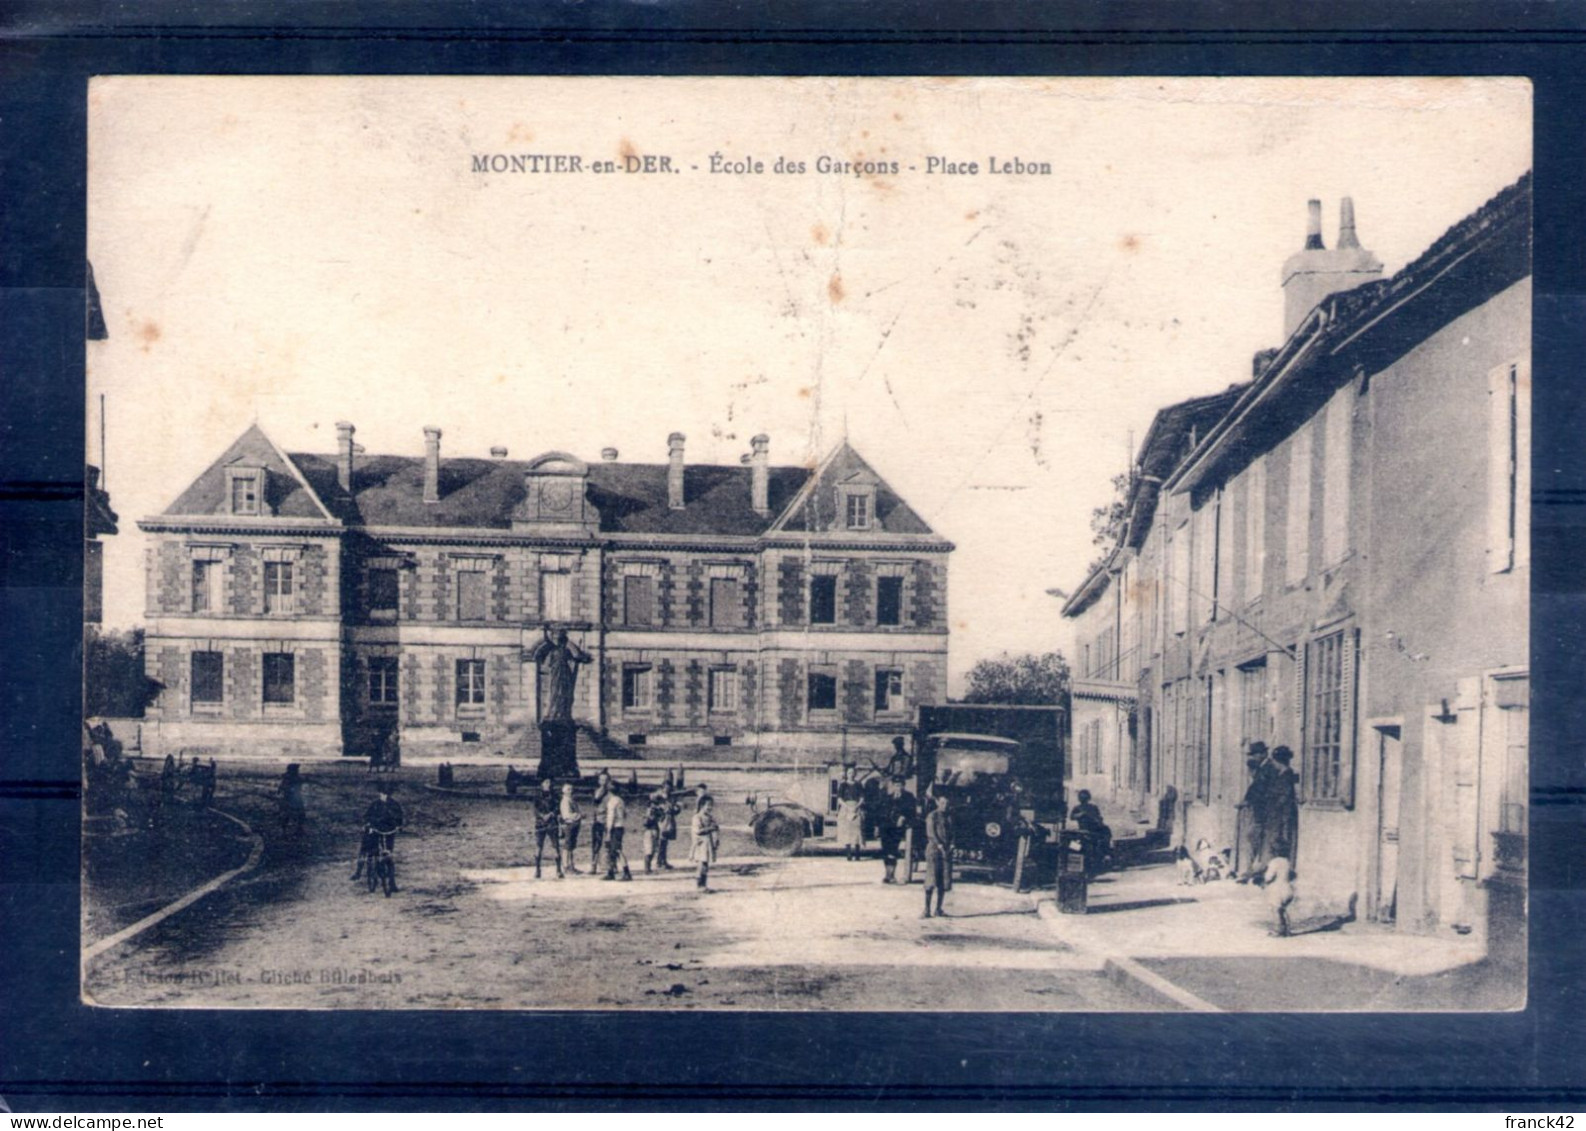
[622,665,653,711]
[1239,660,1268,749]
[262,653,295,705]
[455,659,487,708]
[1303,629,1356,805]
[624,575,654,626]
[263,561,295,614]
[368,656,399,705]
[708,668,737,713]
[191,651,224,705]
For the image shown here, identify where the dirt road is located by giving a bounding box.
[83,763,1151,1011]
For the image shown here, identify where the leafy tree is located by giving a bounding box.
[84,626,159,718]
[962,651,1071,706]
[1084,471,1131,576]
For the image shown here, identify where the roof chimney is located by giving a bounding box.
[335,420,355,493]
[750,433,770,515]
[1280,196,1384,339]
[1337,196,1360,249]
[667,432,686,510]
[601,447,619,462]
[423,426,442,504]
[1304,199,1325,250]
[490,446,508,459]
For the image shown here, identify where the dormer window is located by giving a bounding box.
[835,471,878,532]
[845,492,871,530]
[225,465,267,516]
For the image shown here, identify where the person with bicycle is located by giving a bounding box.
[362,782,405,895]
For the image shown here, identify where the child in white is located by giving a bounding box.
[1263,842,1295,937]
[691,795,720,891]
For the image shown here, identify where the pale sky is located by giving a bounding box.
[86,76,1531,691]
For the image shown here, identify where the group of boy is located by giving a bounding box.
[528,769,691,882]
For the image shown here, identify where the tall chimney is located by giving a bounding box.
[1337,196,1360,249]
[667,432,686,510]
[750,433,770,515]
[1304,199,1325,250]
[1280,196,1383,340]
[335,420,355,493]
[423,426,442,504]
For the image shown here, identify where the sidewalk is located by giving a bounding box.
[1033,858,1517,1011]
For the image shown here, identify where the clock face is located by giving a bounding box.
[542,479,578,516]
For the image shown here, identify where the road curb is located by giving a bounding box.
[82,807,264,964]
[1034,898,1222,1013]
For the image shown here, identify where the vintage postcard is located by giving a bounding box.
[81,75,1531,1011]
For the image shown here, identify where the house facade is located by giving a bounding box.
[139,429,951,763]
[1063,174,1531,950]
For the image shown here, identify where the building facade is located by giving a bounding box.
[1063,174,1531,950]
[139,429,951,763]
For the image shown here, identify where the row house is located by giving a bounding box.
[139,426,951,762]
[1063,174,1531,951]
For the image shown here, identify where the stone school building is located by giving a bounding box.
[138,428,952,762]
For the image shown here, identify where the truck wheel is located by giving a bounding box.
[753,810,804,856]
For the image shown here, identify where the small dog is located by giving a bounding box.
[1193,837,1232,883]
[1175,845,1202,885]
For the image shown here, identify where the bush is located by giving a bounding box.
[84,626,159,718]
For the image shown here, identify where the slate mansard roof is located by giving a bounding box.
[151,425,943,542]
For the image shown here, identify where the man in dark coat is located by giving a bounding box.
[1237,741,1271,881]
[1260,746,1300,870]
[877,777,915,884]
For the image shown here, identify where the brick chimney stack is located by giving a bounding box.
[667,433,686,509]
[1280,196,1383,339]
[750,433,770,515]
[423,426,442,504]
[335,420,356,493]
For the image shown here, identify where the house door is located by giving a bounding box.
[1373,724,1403,923]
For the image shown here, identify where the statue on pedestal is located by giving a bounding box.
[530,627,592,780]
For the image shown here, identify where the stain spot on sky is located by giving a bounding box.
[827,274,845,304]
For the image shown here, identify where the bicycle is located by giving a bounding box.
[366,824,399,896]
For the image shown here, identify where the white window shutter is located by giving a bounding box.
[1487,361,1516,573]
[1339,628,1359,809]
[1515,353,1531,570]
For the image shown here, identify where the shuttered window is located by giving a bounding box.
[1285,424,1312,585]
[624,575,654,626]
[710,577,743,628]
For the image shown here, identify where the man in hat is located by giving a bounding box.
[1260,746,1300,871]
[531,777,563,879]
[877,776,915,884]
[1236,741,1271,881]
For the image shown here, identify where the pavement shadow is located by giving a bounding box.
[1084,896,1199,914]
[940,908,1038,920]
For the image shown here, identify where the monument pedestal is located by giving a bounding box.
[537,720,580,781]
